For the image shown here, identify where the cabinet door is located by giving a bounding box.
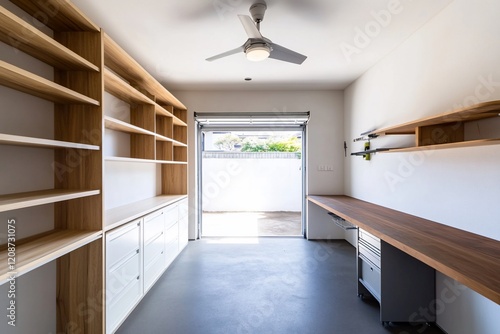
[178,199,189,249]
[143,209,166,291]
[106,219,142,333]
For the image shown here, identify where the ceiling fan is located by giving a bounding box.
[206,0,307,65]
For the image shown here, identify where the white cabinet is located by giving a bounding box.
[143,209,166,292]
[106,219,143,334]
[105,198,188,332]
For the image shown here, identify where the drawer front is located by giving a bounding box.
[106,272,142,333]
[144,250,165,291]
[107,251,141,304]
[144,210,164,244]
[165,222,179,246]
[107,220,141,269]
[178,199,188,218]
[359,256,381,302]
[144,232,165,268]
[165,203,179,229]
[359,229,381,250]
[359,243,381,269]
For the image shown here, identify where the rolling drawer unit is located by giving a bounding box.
[358,229,381,301]
[357,228,436,325]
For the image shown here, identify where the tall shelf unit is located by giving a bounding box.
[1,1,189,332]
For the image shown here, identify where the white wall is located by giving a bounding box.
[202,156,302,212]
[344,0,500,333]
[172,90,345,239]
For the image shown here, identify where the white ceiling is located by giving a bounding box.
[72,0,452,91]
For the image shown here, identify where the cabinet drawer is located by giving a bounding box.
[107,220,141,269]
[107,251,141,303]
[144,210,164,244]
[359,243,381,269]
[144,250,165,291]
[359,229,381,250]
[144,232,165,268]
[359,255,381,302]
[106,272,142,333]
[165,203,179,229]
[165,222,179,246]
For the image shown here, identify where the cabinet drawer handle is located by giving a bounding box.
[137,276,140,280]
[136,249,139,254]
[370,267,374,272]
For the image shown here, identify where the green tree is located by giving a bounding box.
[214,133,241,151]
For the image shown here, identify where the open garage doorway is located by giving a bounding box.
[195,112,309,238]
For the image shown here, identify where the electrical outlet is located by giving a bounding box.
[318,165,325,171]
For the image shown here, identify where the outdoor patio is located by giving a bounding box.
[202,211,302,237]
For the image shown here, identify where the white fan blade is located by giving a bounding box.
[269,43,307,64]
[206,46,245,62]
[238,15,263,39]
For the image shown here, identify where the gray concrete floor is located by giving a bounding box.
[202,211,302,237]
[116,238,444,334]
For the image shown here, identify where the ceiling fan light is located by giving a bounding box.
[246,45,270,61]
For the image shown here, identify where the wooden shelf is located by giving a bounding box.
[104,116,155,136]
[105,195,187,230]
[10,0,100,32]
[0,60,99,105]
[308,195,500,305]
[105,156,188,165]
[155,134,188,147]
[0,230,102,285]
[0,7,99,71]
[103,33,186,110]
[155,105,187,126]
[0,133,99,150]
[370,100,500,136]
[0,189,100,213]
[382,138,500,153]
[104,68,155,105]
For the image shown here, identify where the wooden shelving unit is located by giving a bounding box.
[1,1,104,332]
[103,33,186,110]
[2,1,188,332]
[365,100,500,153]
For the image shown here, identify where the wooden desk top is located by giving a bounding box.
[308,195,500,305]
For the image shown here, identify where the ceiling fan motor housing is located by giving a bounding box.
[250,1,267,23]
